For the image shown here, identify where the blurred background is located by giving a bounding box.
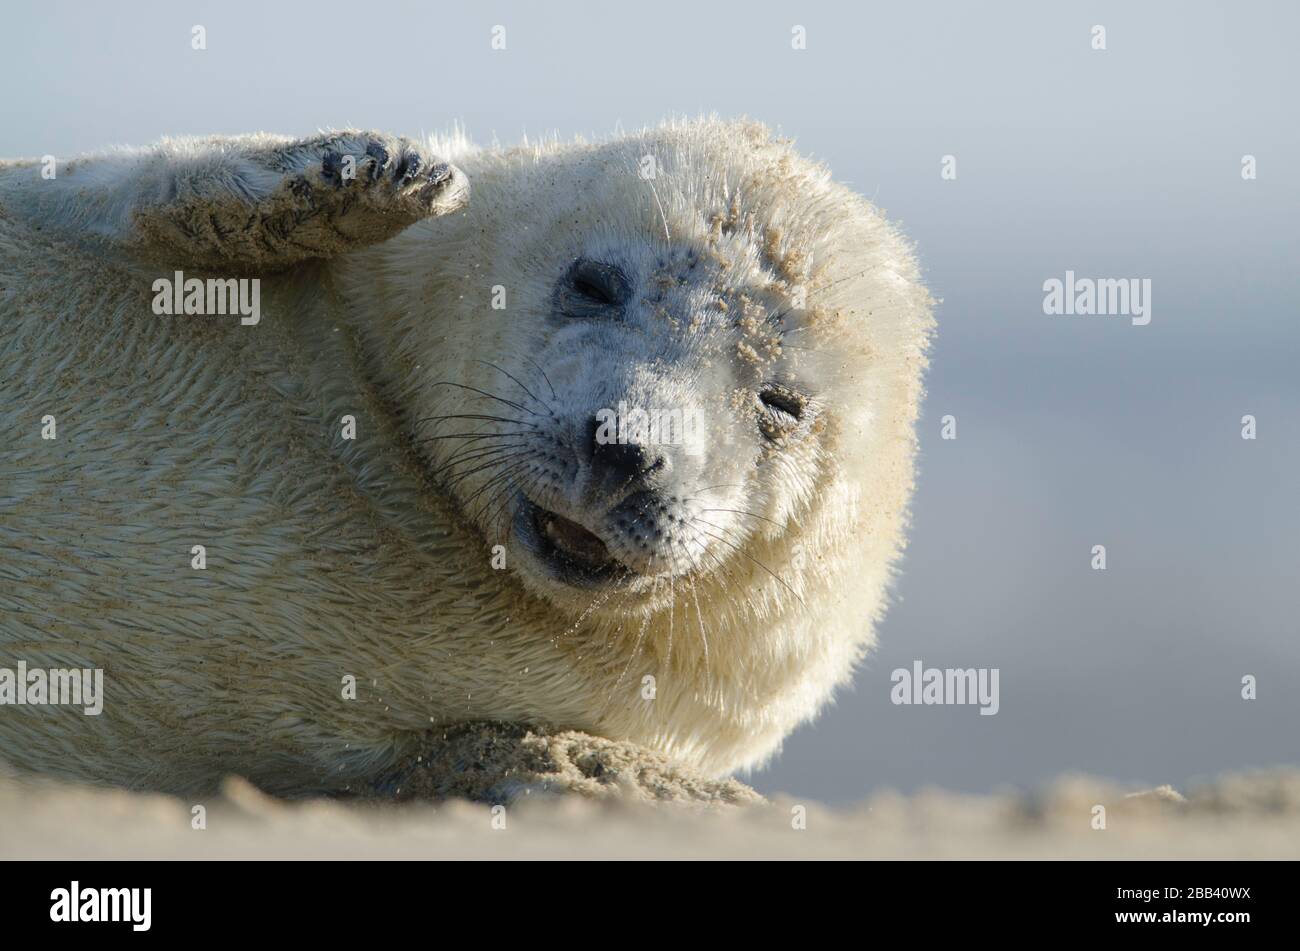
[3,0,1295,804]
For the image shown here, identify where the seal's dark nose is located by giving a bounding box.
[587,416,667,486]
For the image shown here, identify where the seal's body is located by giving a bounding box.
[0,120,933,796]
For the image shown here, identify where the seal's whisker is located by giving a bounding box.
[665,558,675,670]
[691,483,746,496]
[592,582,661,720]
[443,454,530,493]
[415,430,537,442]
[690,506,784,529]
[430,443,530,479]
[679,522,745,599]
[691,517,805,607]
[444,450,533,488]
[463,455,533,514]
[522,355,558,402]
[481,467,526,538]
[463,457,525,505]
[488,464,546,535]
[468,464,532,525]
[666,529,720,655]
[685,563,713,692]
[429,381,540,417]
[413,413,537,430]
[473,359,551,414]
[554,580,622,645]
[612,606,654,692]
[664,533,729,673]
[677,525,759,690]
[428,448,517,482]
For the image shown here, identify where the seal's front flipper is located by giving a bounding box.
[0,130,469,271]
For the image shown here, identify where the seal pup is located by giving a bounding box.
[0,118,933,797]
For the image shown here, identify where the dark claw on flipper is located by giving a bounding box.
[395,151,423,186]
[320,150,342,185]
[365,141,390,182]
[425,162,452,187]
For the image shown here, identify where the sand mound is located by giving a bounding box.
[375,723,765,806]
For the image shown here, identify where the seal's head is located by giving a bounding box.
[348,117,933,774]
[401,119,933,626]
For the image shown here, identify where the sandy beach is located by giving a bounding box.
[4,765,1297,860]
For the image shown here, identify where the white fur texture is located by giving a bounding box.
[0,118,933,795]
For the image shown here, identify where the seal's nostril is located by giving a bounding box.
[587,415,667,484]
[595,440,663,482]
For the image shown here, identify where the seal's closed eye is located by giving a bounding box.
[556,258,632,317]
[759,384,806,420]
[757,383,810,443]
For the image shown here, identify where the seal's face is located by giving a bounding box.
[414,126,902,617]
[511,243,820,602]
[440,227,827,613]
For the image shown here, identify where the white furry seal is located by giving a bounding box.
[0,118,933,796]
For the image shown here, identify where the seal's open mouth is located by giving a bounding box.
[516,496,621,584]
